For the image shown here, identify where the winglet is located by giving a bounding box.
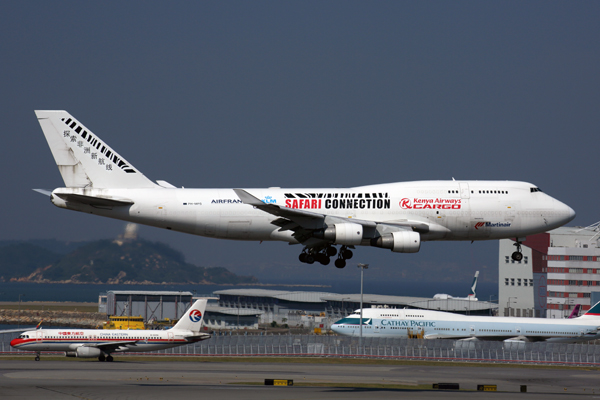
[233,189,265,206]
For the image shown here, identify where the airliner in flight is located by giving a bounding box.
[34,110,575,268]
[11,299,209,361]
[331,301,600,343]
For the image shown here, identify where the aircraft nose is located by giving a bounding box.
[560,201,576,224]
[566,205,576,222]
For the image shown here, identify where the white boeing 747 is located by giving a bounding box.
[11,299,209,361]
[35,110,575,268]
[331,301,600,343]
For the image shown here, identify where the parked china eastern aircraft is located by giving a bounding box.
[433,271,479,301]
[331,301,600,343]
[11,299,209,361]
[34,110,576,268]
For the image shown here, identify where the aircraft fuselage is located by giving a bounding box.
[50,180,575,244]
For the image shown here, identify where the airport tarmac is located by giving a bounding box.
[1,358,599,399]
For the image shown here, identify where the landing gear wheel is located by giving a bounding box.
[34,355,40,361]
[342,249,353,260]
[326,247,337,257]
[299,253,308,263]
[318,256,330,265]
[98,354,106,362]
[512,239,523,261]
[106,355,114,362]
[335,259,346,269]
[305,255,315,264]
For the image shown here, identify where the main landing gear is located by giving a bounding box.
[98,354,113,362]
[334,246,353,269]
[34,352,40,361]
[512,239,523,261]
[299,245,353,268]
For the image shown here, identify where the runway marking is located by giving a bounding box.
[36,386,92,399]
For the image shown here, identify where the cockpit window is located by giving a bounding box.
[530,187,542,193]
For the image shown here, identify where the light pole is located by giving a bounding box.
[18,294,25,329]
[507,297,517,317]
[357,263,369,352]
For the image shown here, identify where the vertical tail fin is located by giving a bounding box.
[35,110,157,189]
[172,299,207,332]
[579,301,600,318]
[567,304,581,319]
[467,271,479,299]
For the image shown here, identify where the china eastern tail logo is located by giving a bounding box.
[400,198,461,209]
[189,309,202,322]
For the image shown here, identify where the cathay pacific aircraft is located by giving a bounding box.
[34,110,575,268]
[11,300,209,362]
[331,302,600,343]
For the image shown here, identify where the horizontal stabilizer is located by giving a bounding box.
[33,189,52,197]
[54,193,134,207]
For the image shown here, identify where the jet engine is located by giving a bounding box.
[370,231,421,253]
[314,223,363,246]
[65,347,103,358]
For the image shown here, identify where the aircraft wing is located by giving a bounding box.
[234,189,328,229]
[234,189,430,234]
[86,340,140,352]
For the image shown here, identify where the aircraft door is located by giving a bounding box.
[167,332,174,342]
[469,326,475,336]
[374,323,380,334]
[459,182,470,199]
[35,330,43,342]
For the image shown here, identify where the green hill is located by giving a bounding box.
[1,239,257,285]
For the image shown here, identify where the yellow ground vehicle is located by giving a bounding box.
[102,316,145,330]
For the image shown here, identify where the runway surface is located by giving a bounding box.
[2,357,600,399]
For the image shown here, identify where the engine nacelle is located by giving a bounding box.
[370,231,421,253]
[73,346,102,358]
[316,223,363,246]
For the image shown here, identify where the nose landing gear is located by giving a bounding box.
[512,239,523,261]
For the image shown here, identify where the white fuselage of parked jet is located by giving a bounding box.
[35,110,576,266]
[331,305,600,343]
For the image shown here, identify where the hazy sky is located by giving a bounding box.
[1,2,599,286]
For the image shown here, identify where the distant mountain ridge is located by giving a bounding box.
[0,238,257,285]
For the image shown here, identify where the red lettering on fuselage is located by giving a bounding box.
[285,199,322,209]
